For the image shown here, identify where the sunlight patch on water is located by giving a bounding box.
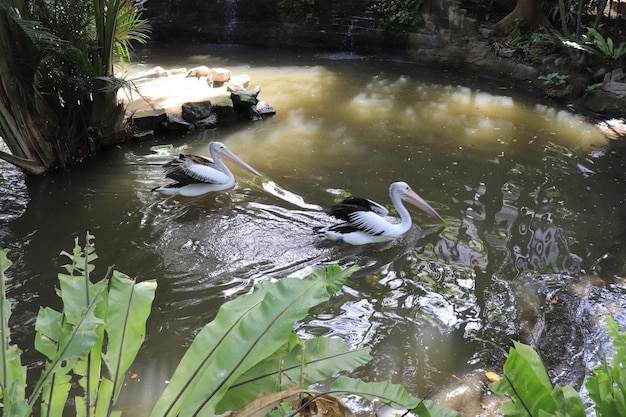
[535,105,608,148]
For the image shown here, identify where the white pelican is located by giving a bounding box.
[318,181,444,245]
[152,141,261,197]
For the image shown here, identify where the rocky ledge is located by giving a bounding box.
[119,65,276,139]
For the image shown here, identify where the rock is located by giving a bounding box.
[226,74,251,92]
[209,68,232,82]
[166,114,194,131]
[129,66,169,80]
[408,31,447,49]
[255,100,276,117]
[131,108,168,131]
[211,97,238,122]
[132,129,155,141]
[478,26,494,39]
[576,69,626,116]
[185,65,210,79]
[181,100,213,121]
[193,113,219,128]
[428,370,506,416]
[600,68,626,94]
[231,90,271,121]
[375,370,506,417]
[121,65,277,132]
[247,86,261,98]
[207,68,232,87]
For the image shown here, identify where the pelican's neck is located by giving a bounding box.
[390,191,413,234]
[210,149,234,181]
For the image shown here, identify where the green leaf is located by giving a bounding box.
[489,341,556,417]
[330,375,421,409]
[150,265,355,417]
[414,399,463,417]
[607,318,626,364]
[102,272,157,402]
[0,248,29,417]
[34,307,64,360]
[0,345,29,417]
[40,372,71,417]
[217,335,372,412]
[29,284,105,407]
[551,385,585,417]
[587,361,617,417]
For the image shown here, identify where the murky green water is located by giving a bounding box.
[1,44,625,415]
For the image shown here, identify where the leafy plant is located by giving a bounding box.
[490,341,585,416]
[0,234,157,417]
[538,72,569,87]
[586,317,626,417]
[371,0,423,26]
[490,317,626,417]
[149,264,460,417]
[562,27,626,65]
[583,27,626,60]
[1,237,461,417]
[113,1,152,69]
[0,0,149,174]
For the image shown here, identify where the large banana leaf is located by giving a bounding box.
[55,235,108,417]
[150,265,357,417]
[100,271,157,414]
[216,335,372,413]
[586,317,626,417]
[31,234,157,417]
[489,341,586,417]
[330,376,422,410]
[489,341,555,416]
[0,249,29,417]
[551,385,586,417]
[31,284,105,409]
[330,376,463,417]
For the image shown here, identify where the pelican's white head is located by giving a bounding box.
[209,141,262,177]
[390,181,444,222]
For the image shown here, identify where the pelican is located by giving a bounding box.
[317,181,444,245]
[152,141,262,197]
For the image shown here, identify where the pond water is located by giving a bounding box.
[1,44,626,415]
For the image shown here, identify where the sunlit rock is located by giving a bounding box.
[375,370,506,417]
[226,73,251,92]
[185,65,210,79]
[231,89,263,121]
[207,67,232,87]
[120,65,276,134]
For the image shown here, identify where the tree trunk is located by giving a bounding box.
[0,75,53,175]
[495,0,553,31]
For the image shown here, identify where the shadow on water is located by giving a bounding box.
[2,44,626,414]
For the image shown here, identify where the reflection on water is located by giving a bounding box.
[1,44,625,414]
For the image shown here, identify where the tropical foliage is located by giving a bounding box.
[0,236,460,417]
[490,317,626,417]
[0,0,150,175]
[0,234,157,417]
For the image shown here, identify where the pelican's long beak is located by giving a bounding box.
[403,189,445,222]
[221,147,262,177]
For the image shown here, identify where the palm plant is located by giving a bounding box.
[0,0,150,175]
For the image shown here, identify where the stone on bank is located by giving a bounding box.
[118,65,276,137]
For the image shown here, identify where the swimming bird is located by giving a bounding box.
[152,141,261,197]
[317,181,444,245]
